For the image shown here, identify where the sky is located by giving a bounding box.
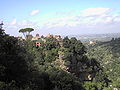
[1,0,120,37]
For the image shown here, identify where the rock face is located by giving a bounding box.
[52,51,68,71]
[52,59,68,71]
[113,88,119,90]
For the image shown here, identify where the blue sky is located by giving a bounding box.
[1,0,120,36]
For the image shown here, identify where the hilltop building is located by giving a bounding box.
[24,34,63,47]
[89,40,96,44]
[17,33,63,47]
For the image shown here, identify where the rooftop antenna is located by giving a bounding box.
[0,21,4,29]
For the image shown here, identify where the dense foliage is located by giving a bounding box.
[0,28,119,90]
[0,29,30,89]
[87,38,120,89]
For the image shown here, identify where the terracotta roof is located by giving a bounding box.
[32,36,41,41]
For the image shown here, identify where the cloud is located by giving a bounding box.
[81,8,113,16]
[42,16,79,29]
[56,10,76,15]
[10,19,39,28]
[30,9,40,16]
[10,18,17,25]
[18,20,39,29]
[40,8,120,35]
[41,8,115,29]
[5,8,120,36]
[5,20,40,36]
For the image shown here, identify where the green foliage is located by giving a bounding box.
[0,81,5,89]
[84,81,112,90]
[112,77,120,88]
[87,38,120,89]
[84,82,100,90]
[2,26,119,89]
[63,37,100,79]
[45,66,84,90]
[23,36,86,90]
[28,71,54,90]
[45,37,60,50]
[63,36,71,48]
[0,28,32,89]
[19,28,34,37]
[19,28,34,33]
[44,49,59,63]
[94,70,111,87]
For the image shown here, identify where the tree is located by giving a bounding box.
[0,28,30,88]
[46,66,84,90]
[63,37,89,77]
[28,71,54,90]
[19,28,34,38]
[45,37,60,50]
[63,36,71,48]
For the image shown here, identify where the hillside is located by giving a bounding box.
[87,38,120,88]
[0,27,120,89]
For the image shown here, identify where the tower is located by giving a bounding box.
[0,21,4,29]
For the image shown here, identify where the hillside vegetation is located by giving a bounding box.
[0,28,119,90]
[87,38,120,89]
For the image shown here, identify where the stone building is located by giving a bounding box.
[31,34,63,47]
